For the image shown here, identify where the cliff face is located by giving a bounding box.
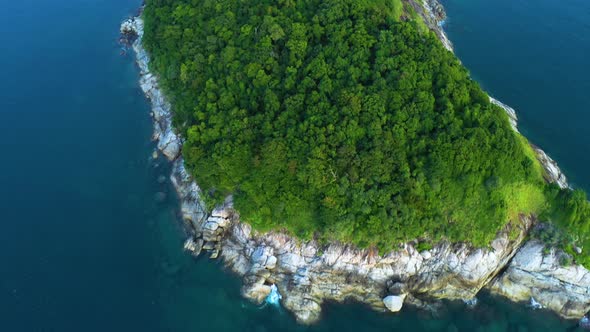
[122,1,590,324]
[489,241,590,319]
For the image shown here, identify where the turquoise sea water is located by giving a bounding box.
[0,0,588,331]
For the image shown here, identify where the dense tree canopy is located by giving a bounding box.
[143,0,590,257]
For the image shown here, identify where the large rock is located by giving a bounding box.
[533,147,570,189]
[158,130,181,160]
[183,238,203,256]
[383,295,406,312]
[243,283,272,304]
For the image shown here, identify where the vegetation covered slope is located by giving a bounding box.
[142,0,590,259]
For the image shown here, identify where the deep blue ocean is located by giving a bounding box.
[1,0,588,331]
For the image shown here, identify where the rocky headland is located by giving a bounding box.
[121,0,590,324]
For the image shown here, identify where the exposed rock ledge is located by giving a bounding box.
[122,6,589,324]
[489,241,590,320]
[121,18,182,161]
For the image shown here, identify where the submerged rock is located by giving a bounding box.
[463,297,478,308]
[154,191,166,202]
[580,316,590,329]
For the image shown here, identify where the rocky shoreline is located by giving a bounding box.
[121,1,589,324]
[415,0,570,190]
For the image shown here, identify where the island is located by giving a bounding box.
[121,0,590,324]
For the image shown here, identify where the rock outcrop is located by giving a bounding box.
[410,0,453,51]
[491,96,569,189]
[123,17,182,161]
[533,147,570,189]
[383,294,406,312]
[491,97,519,133]
[122,0,588,324]
[489,241,590,319]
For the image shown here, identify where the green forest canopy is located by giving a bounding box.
[143,0,590,263]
